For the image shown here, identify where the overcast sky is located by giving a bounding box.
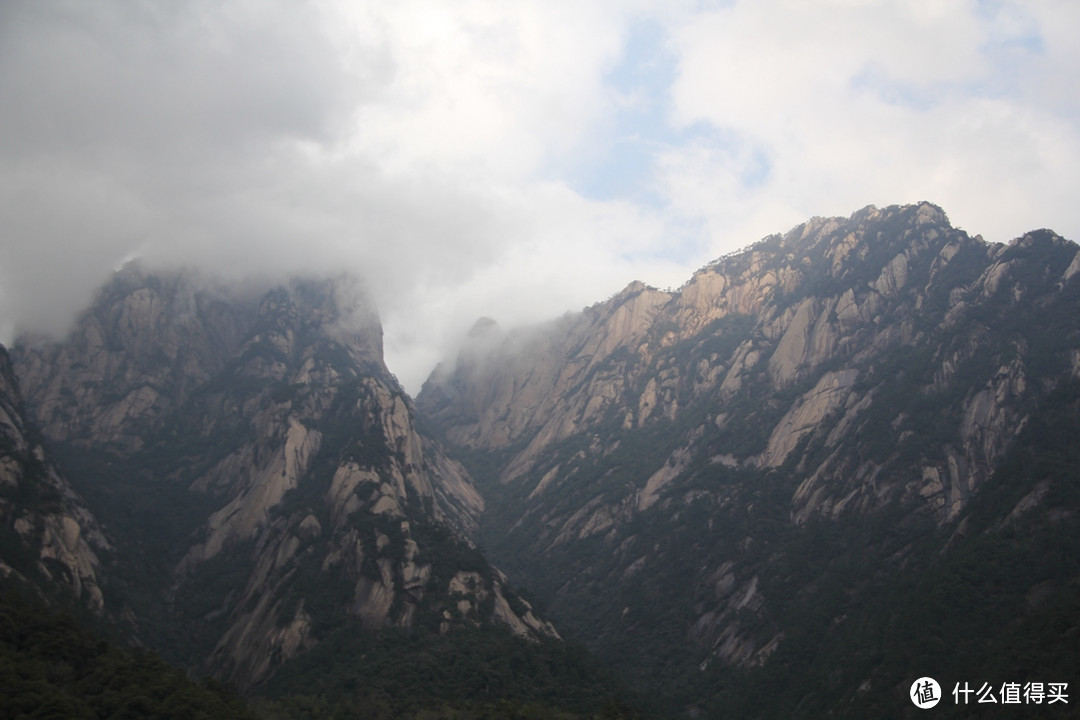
[1,0,1078,392]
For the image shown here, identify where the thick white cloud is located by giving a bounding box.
[330,0,627,180]
[664,0,1080,247]
[1,0,1077,392]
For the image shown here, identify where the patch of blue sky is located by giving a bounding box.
[849,64,947,111]
[565,18,676,206]
[969,0,1048,104]
[985,28,1044,55]
[559,18,764,210]
[617,212,710,271]
[738,144,772,189]
[974,0,1045,55]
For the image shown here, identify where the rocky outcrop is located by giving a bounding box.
[755,368,859,469]
[0,344,110,613]
[421,282,674,481]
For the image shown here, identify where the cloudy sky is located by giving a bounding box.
[1,0,1078,392]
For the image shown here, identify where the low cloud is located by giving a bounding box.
[1,1,1077,392]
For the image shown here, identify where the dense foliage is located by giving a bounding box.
[0,585,255,720]
[257,625,644,720]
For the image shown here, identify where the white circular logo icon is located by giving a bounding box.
[911,677,941,709]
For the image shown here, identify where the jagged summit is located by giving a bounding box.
[420,201,1006,460]
[14,268,383,449]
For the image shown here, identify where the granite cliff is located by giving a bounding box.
[419,202,1080,716]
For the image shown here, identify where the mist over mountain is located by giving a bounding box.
[2,201,1077,718]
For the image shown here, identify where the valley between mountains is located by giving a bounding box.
[2,202,1078,718]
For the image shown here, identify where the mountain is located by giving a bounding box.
[418,202,1080,717]
[7,201,1077,717]
[10,265,556,695]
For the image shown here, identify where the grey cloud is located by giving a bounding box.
[0,1,354,160]
[5,1,1076,395]
[0,1,645,374]
[0,0,387,339]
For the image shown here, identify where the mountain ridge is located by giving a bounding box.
[417,201,1080,715]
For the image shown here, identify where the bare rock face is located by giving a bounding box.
[418,202,1080,682]
[755,368,859,469]
[15,267,247,451]
[0,344,110,614]
[13,267,552,690]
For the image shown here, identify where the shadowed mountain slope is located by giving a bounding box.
[0,343,110,614]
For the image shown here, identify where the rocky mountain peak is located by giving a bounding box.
[417,202,1080,704]
[420,202,987,480]
[253,275,382,358]
[13,269,387,450]
[10,266,555,691]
